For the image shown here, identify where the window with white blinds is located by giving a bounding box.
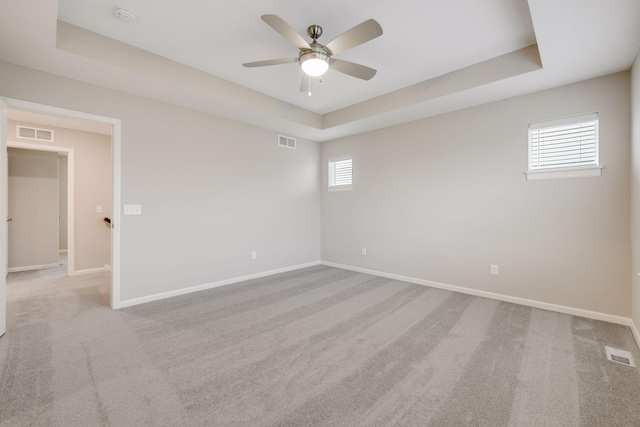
[528,113,599,171]
[328,155,352,191]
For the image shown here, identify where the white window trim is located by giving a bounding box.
[328,184,353,192]
[328,155,353,191]
[525,165,602,180]
[526,112,600,180]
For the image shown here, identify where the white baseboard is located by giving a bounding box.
[59,249,68,254]
[321,261,633,328]
[8,263,60,273]
[632,320,640,351]
[71,266,109,276]
[116,261,322,309]
[104,264,111,272]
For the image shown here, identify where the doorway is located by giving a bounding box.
[1,97,122,313]
[7,143,74,275]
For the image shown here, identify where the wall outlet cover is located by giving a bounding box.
[123,204,142,215]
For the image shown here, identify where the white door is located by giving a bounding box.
[8,148,59,270]
[1,98,7,338]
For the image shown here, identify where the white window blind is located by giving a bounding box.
[328,156,352,189]
[528,113,598,170]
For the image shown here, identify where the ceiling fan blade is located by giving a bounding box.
[261,15,311,51]
[325,19,383,55]
[331,59,377,80]
[243,58,298,68]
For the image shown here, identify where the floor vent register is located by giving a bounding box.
[605,346,636,367]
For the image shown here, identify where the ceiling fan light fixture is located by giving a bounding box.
[300,52,329,77]
[243,15,383,89]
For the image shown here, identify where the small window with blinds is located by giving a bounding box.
[526,113,602,180]
[328,155,352,191]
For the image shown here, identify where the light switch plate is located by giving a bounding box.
[124,204,142,216]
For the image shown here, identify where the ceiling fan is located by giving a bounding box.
[243,15,383,93]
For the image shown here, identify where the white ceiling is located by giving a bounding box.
[0,1,639,141]
[57,0,537,114]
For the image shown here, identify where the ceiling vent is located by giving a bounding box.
[278,135,296,149]
[605,346,636,367]
[17,126,54,142]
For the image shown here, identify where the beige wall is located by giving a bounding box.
[2,59,631,317]
[8,121,112,271]
[8,148,59,269]
[59,155,68,250]
[631,53,640,331]
[322,72,631,317]
[0,61,321,302]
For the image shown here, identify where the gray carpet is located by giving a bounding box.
[1,265,639,426]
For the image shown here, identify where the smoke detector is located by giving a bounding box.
[114,8,136,22]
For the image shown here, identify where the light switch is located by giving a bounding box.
[124,204,142,216]
[96,205,103,213]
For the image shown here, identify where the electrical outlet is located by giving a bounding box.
[251,251,257,260]
[362,248,367,256]
[96,205,103,213]
[491,264,499,275]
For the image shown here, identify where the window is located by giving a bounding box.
[526,113,601,180]
[328,155,352,191]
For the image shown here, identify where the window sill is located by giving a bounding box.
[328,185,352,192]
[525,165,602,181]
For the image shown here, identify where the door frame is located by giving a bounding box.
[7,141,75,275]
[1,98,6,337]
[1,97,122,309]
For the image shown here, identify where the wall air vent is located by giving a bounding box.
[278,135,296,149]
[17,126,54,142]
[605,346,636,367]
